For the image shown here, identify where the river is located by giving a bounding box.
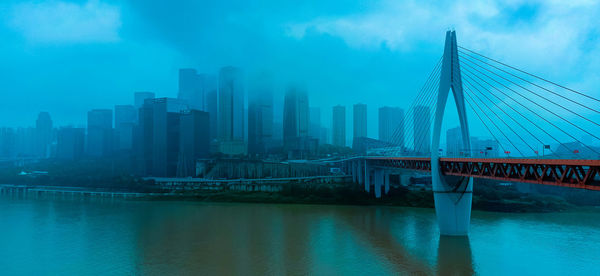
[1,194,599,275]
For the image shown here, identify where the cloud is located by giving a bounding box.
[285,0,600,74]
[9,0,121,43]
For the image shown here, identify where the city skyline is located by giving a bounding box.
[2,1,599,144]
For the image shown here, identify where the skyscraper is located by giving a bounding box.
[352,103,367,149]
[56,127,85,160]
[309,107,321,139]
[114,105,136,151]
[178,68,205,110]
[134,92,155,109]
[248,74,274,156]
[35,112,52,158]
[282,85,315,158]
[283,84,310,152]
[87,109,113,157]
[378,106,404,146]
[332,105,346,147]
[218,66,245,155]
[204,75,218,141]
[177,110,210,177]
[353,104,367,138]
[138,98,189,177]
[413,105,430,154]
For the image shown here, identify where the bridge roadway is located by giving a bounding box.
[353,157,600,191]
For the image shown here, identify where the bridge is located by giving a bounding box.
[341,31,600,236]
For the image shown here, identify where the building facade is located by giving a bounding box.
[218,66,245,154]
[87,109,113,157]
[413,105,430,154]
[248,76,274,156]
[35,112,53,158]
[378,106,404,146]
[332,105,346,147]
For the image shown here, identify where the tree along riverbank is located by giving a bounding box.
[0,158,579,213]
[142,180,573,213]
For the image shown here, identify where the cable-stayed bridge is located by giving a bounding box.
[342,31,600,236]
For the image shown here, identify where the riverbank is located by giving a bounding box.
[0,181,573,213]
[135,183,571,213]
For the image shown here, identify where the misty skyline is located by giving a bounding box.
[1,0,600,141]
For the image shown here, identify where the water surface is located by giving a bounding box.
[1,194,599,275]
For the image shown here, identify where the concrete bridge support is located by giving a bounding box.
[374,169,384,198]
[352,161,358,183]
[384,171,390,195]
[432,31,472,236]
[357,161,364,186]
[364,160,370,193]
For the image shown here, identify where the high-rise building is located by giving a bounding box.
[138,98,189,177]
[204,75,218,141]
[35,112,53,158]
[248,75,274,156]
[56,127,85,160]
[378,106,404,146]
[177,110,210,177]
[446,126,462,157]
[114,105,136,151]
[282,84,316,158]
[178,69,206,110]
[134,92,155,109]
[413,105,430,154]
[218,66,245,155]
[309,107,321,140]
[353,104,367,139]
[0,128,16,159]
[15,127,36,157]
[332,105,346,147]
[352,103,367,150]
[283,85,309,150]
[87,109,113,157]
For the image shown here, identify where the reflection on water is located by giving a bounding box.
[437,236,473,275]
[1,194,599,275]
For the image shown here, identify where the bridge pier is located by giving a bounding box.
[364,160,370,193]
[431,31,472,236]
[374,169,384,198]
[357,161,364,186]
[433,175,473,236]
[384,171,390,195]
[352,161,358,183]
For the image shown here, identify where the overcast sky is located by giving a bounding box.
[1,0,599,144]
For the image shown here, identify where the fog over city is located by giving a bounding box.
[3,1,600,274]
[1,0,600,143]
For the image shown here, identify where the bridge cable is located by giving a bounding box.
[463,90,524,156]
[461,74,563,158]
[457,46,600,104]
[459,54,600,131]
[463,83,537,155]
[387,57,442,157]
[461,68,574,157]
[460,64,596,155]
[463,68,566,156]
[387,68,438,157]
[458,49,600,115]
[386,57,441,152]
[461,95,508,154]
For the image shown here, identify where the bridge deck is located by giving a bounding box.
[363,157,600,191]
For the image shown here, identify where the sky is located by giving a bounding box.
[1,0,599,144]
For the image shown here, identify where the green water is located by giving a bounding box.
[1,194,599,275]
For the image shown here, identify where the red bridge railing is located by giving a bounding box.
[365,157,600,191]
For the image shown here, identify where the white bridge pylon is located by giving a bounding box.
[431,30,473,236]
